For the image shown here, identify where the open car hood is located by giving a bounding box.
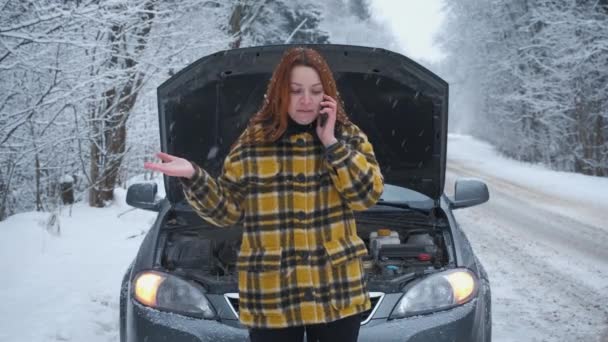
[157,44,448,204]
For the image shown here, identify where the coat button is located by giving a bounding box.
[296,138,305,147]
[296,173,305,182]
[296,211,306,221]
[304,288,314,301]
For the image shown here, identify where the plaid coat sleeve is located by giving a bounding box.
[179,146,246,227]
[324,124,384,211]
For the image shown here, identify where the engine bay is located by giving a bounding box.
[160,212,451,293]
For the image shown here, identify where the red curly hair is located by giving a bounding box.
[239,47,350,145]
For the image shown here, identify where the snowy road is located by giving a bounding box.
[446,156,608,342]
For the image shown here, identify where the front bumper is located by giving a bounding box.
[127,300,246,341]
[125,293,488,342]
[359,300,484,341]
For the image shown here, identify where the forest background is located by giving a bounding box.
[1,0,606,220]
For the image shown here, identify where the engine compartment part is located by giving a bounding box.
[165,239,213,269]
[370,228,401,260]
[160,220,449,293]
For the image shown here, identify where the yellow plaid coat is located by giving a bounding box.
[180,121,384,329]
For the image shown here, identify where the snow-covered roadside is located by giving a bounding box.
[447,134,608,231]
[446,134,608,342]
[0,187,159,342]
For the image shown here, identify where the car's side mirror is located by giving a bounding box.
[126,183,160,211]
[450,178,489,210]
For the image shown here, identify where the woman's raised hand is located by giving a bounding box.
[316,94,338,147]
[144,152,195,179]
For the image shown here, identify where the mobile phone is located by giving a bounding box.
[319,113,328,127]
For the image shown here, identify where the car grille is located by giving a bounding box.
[223,291,385,325]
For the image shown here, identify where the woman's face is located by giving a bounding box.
[287,65,324,125]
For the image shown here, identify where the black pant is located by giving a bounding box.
[248,314,361,342]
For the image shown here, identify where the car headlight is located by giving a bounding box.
[133,270,216,319]
[390,268,478,319]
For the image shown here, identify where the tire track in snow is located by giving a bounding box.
[447,160,608,238]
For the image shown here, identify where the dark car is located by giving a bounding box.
[120,44,491,342]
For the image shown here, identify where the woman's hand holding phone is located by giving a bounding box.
[317,94,338,147]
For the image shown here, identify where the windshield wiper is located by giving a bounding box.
[373,200,431,215]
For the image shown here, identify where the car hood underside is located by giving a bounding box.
[157,44,448,203]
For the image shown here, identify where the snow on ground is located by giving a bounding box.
[0,177,162,342]
[0,135,607,341]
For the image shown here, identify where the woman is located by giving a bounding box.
[144,47,384,342]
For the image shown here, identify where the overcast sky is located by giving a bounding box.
[369,0,446,63]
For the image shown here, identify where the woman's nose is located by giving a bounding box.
[299,92,313,104]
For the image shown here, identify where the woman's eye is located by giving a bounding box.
[312,91,322,95]
[290,89,302,94]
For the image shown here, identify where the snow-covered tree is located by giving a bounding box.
[437,0,608,176]
[226,0,329,48]
[0,0,231,218]
[320,0,397,49]
[0,0,394,220]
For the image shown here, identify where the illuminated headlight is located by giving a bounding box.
[133,271,216,319]
[390,268,478,319]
